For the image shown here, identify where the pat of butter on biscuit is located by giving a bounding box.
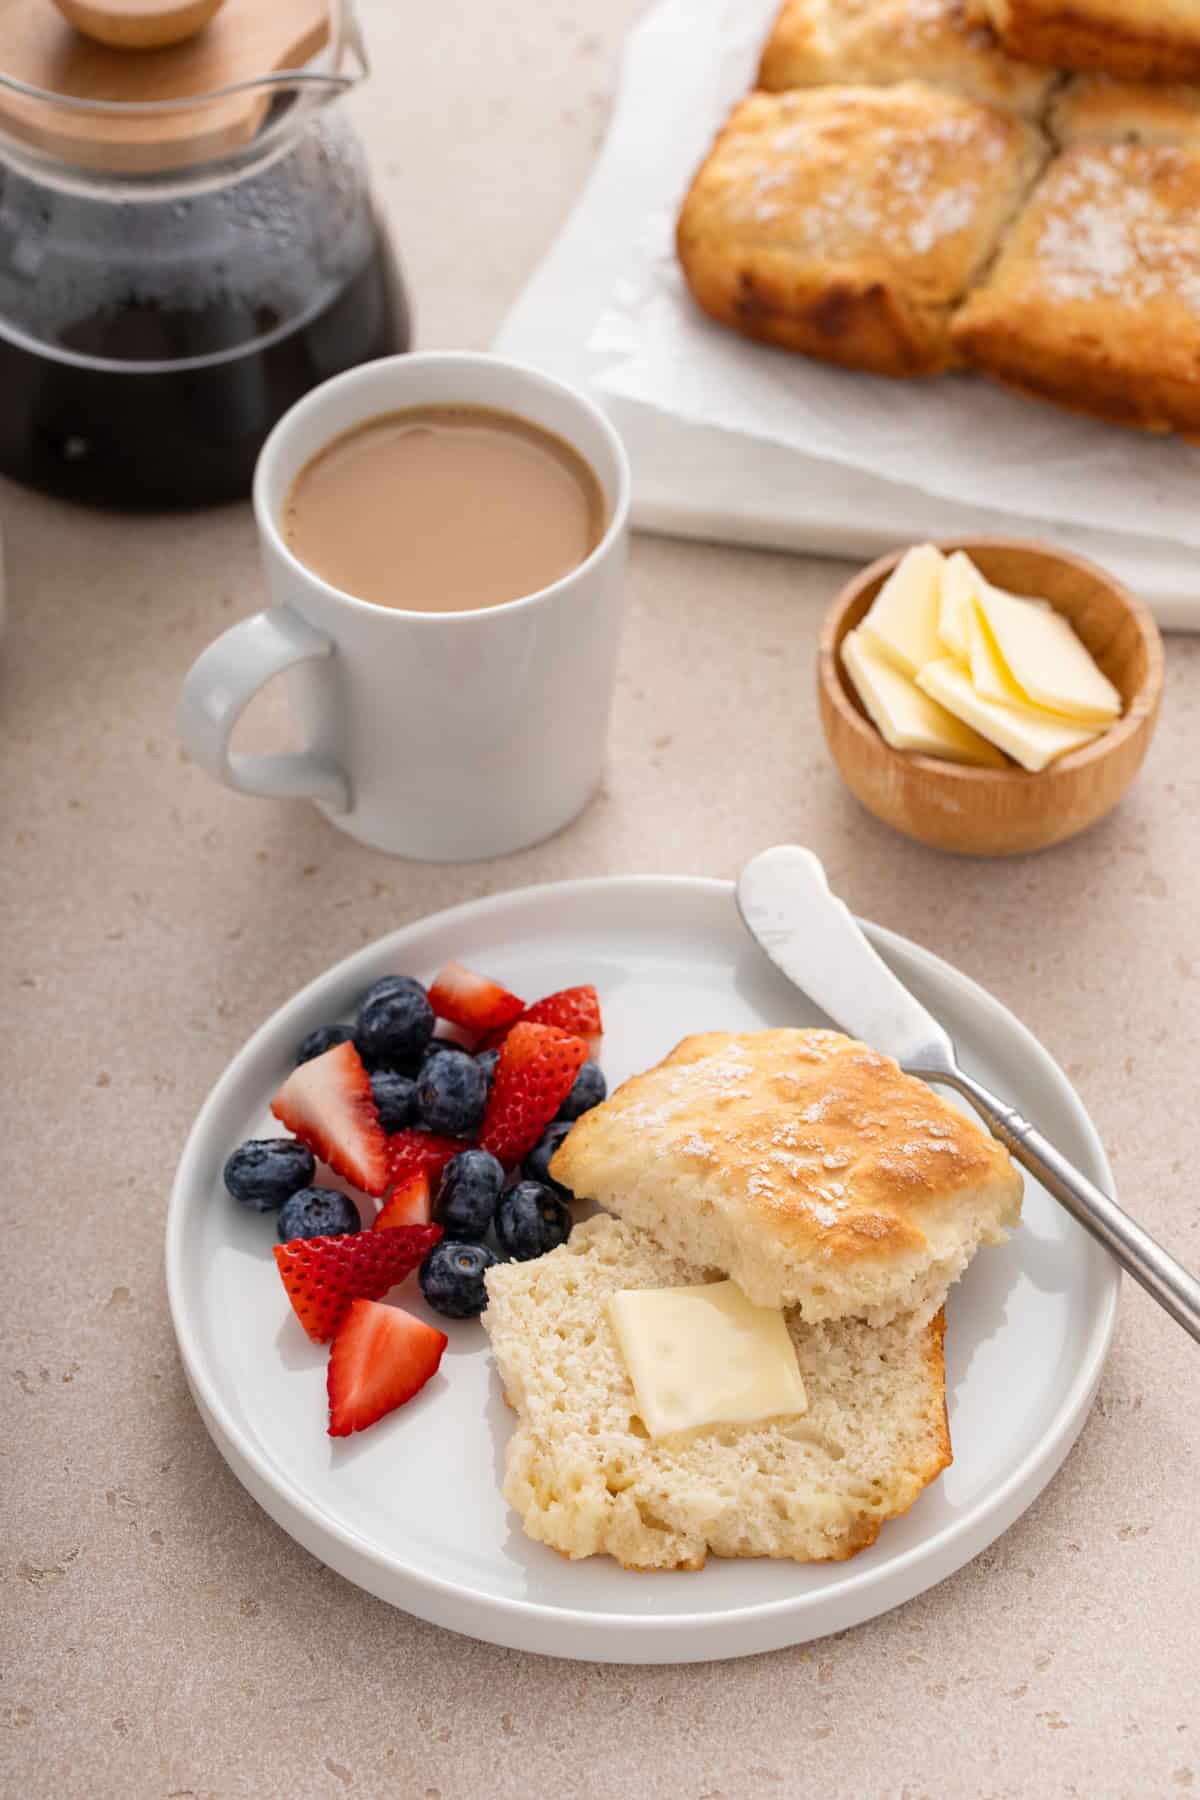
[841,629,1006,766]
[858,543,946,677]
[608,1280,807,1440]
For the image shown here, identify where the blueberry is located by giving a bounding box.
[495,1180,572,1261]
[361,974,427,1011]
[370,1067,418,1132]
[355,983,435,1068]
[557,1060,607,1122]
[523,1120,574,1196]
[476,1047,499,1090]
[277,1186,361,1242]
[419,1240,497,1319]
[295,1024,352,1066]
[421,1037,474,1065]
[437,1148,505,1240]
[224,1138,315,1211]
[417,1049,487,1138]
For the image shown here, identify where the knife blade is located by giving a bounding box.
[736,844,955,1074]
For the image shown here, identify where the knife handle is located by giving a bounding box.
[945,1068,1200,1344]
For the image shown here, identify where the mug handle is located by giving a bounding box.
[176,607,351,812]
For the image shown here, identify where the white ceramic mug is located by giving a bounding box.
[176,353,631,860]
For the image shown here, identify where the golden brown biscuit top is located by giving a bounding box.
[968,0,1200,83]
[698,86,1037,292]
[554,1028,1018,1264]
[976,0,1200,46]
[759,0,1053,116]
[1018,142,1200,311]
[765,0,997,68]
[1051,75,1200,147]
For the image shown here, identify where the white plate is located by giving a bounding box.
[167,876,1118,1663]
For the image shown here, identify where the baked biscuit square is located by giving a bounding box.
[758,0,1054,116]
[952,139,1200,433]
[552,1029,1023,1324]
[675,84,1047,376]
[483,1214,952,1571]
[967,0,1200,82]
[1050,74,1200,146]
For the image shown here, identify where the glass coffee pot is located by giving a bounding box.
[0,0,409,507]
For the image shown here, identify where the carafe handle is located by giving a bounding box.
[176,606,350,811]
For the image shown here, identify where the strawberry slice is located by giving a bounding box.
[327,1299,447,1437]
[387,1130,468,1189]
[270,1040,389,1197]
[273,1224,441,1343]
[427,960,525,1037]
[478,1021,589,1168]
[520,985,603,1041]
[476,984,603,1053]
[373,1170,432,1230]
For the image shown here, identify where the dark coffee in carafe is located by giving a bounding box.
[0,211,407,509]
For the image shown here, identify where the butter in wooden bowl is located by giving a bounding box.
[817,539,1163,855]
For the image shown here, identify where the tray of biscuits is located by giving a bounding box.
[496,0,1200,621]
[679,0,1200,435]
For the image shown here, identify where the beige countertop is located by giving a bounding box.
[4,2,1199,1794]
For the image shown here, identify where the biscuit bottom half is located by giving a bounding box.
[483,1215,951,1573]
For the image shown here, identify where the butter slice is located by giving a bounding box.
[859,543,947,676]
[918,658,1099,772]
[938,550,982,661]
[974,584,1121,724]
[607,1280,807,1440]
[841,630,1006,766]
[967,597,1034,708]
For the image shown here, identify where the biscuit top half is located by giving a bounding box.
[552,1028,1023,1319]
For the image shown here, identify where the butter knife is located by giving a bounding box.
[737,844,1200,1344]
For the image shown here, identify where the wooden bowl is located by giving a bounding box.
[817,539,1164,857]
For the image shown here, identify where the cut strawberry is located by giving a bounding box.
[387,1130,468,1189]
[270,1040,389,1197]
[475,984,604,1053]
[478,1021,589,1168]
[327,1298,447,1437]
[520,985,603,1041]
[427,960,525,1037]
[373,1170,432,1230]
[273,1224,441,1343]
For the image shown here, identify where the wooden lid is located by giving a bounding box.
[52,0,230,54]
[0,0,332,172]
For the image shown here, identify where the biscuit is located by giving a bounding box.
[483,1214,952,1571]
[1050,74,1200,145]
[758,0,1054,116]
[967,0,1200,83]
[951,139,1200,433]
[675,85,1047,377]
[552,1029,1023,1324]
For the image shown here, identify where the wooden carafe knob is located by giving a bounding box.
[50,0,227,51]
